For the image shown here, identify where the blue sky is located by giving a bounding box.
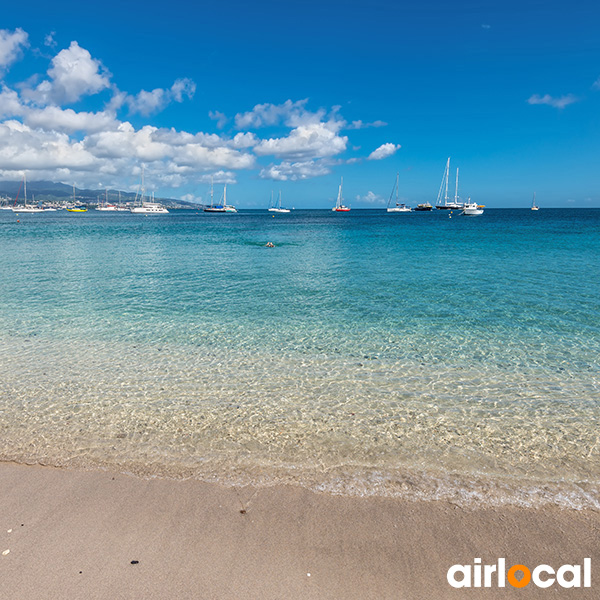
[0,0,598,207]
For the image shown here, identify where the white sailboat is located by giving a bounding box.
[12,173,44,213]
[531,192,539,211]
[332,177,350,212]
[386,172,411,212]
[130,168,169,214]
[268,190,291,213]
[96,189,119,211]
[115,190,129,211]
[436,158,463,210]
[204,178,237,213]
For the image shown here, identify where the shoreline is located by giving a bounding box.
[1,462,598,599]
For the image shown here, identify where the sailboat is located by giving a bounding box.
[436,157,463,210]
[12,173,45,213]
[115,190,129,211]
[66,185,87,212]
[0,195,13,210]
[204,178,237,213]
[130,168,169,214]
[386,172,411,212]
[531,192,539,211]
[332,177,350,212]
[96,189,118,211]
[268,190,291,213]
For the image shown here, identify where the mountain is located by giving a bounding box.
[0,180,196,208]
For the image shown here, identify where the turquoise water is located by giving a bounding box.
[1,208,599,508]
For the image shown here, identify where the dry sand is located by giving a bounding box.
[0,462,598,599]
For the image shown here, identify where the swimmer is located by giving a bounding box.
[265,242,275,248]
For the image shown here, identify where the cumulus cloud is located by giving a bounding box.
[593,78,600,90]
[0,42,394,196]
[22,41,111,105]
[367,143,401,160]
[25,106,119,134]
[0,28,29,75]
[124,78,195,115]
[0,85,26,118]
[0,119,97,171]
[527,94,578,109]
[259,159,331,181]
[254,123,348,159]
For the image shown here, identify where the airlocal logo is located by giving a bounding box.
[447,558,591,589]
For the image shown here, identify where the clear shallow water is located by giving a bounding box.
[1,208,599,508]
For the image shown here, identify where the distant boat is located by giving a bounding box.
[0,195,12,210]
[436,157,463,210]
[130,168,169,214]
[96,189,119,211]
[387,172,411,212]
[332,177,350,212]
[461,198,484,216]
[12,173,44,213]
[268,190,291,213]
[66,184,87,212]
[531,192,539,211]
[414,203,433,212]
[204,178,237,213]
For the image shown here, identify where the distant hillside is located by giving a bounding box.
[0,180,197,208]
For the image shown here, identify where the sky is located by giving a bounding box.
[0,0,599,208]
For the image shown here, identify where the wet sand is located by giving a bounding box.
[0,462,598,599]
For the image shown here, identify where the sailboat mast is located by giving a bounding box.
[211,176,214,207]
[444,157,449,203]
[454,168,459,203]
[396,172,399,204]
[278,190,281,209]
[224,185,227,207]
[24,172,27,205]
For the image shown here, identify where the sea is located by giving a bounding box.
[1,208,599,509]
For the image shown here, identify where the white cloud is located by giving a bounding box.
[209,110,228,129]
[23,42,111,105]
[0,28,29,75]
[593,78,600,90]
[346,119,387,129]
[527,94,578,109]
[368,143,401,160]
[25,106,119,134]
[0,120,97,171]
[481,24,491,29]
[126,78,196,115]
[0,85,26,118]
[235,99,314,129]
[356,191,385,204]
[44,31,57,49]
[254,123,348,159]
[259,159,331,181]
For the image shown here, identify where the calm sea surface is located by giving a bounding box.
[1,208,599,507]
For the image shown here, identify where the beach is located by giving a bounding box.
[1,462,598,599]
[1,209,599,597]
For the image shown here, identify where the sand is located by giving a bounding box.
[0,462,598,599]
